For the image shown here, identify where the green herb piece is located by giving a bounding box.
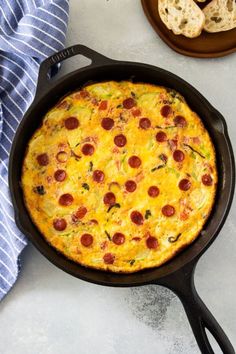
[121,154,126,164]
[129,259,135,266]
[191,171,197,180]
[61,233,72,237]
[107,203,121,213]
[131,91,136,98]
[168,233,181,243]
[105,230,111,241]
[184,144,205,159]
[82,183,90,190]
[75,142,80,147]
[166,166,180,178]
[89,161,93,172]
[190,151,196,159]
[147,138,154,150]
[166,89,184,102]
[151,164,165,172]
[159,154,167,164]
[71,150,81,161]
[33,185,45,195]
[116,104,122,108]
[145,210,152,219]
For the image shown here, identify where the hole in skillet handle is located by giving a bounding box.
[157,261,235,354]
[35,44,115,100]
[49,62,61,78]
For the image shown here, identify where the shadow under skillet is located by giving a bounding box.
[125,285,198,353]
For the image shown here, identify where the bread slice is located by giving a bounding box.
[203,0,236,32]
[158,0,205,38]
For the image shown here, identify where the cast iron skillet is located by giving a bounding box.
[9,45,235,354]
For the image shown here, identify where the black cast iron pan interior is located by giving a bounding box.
[9,45,235,354]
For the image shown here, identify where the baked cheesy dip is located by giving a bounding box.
[22,81,217,272]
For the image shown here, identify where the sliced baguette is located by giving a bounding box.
[158,0,205,38]
[203,0,236,32]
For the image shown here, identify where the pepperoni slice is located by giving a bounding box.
[93,170,105,183]
[146,236,158,249]
[156,131,167,142]
[173,150,185,162]
[132,108,141,117]
[132,237,141,241]
[103,192,116,206]
[112,232,125,245]
[193,137,200,145]
[74,206,87,220]
[54,169,66,182]
[128,156,141,168]
[180,211,189,221]
[114,134,127,147]
[174,115,187,127]
[59,193,74,206]
[82,144,95,156]
[162,205,175,217]
[169,139,178,151]
[80,90,89,98]
[99,100,108,110]
[148,186,160,197]
[130,211,144,225]
[179,179,191,191]
[89,219,98,225]
[64,117,79,130]
[53,218,67,231]
[103,253,115,264]
[125,180,137,192]
[139,118,151,129]
[56,151,68,163]
[161,105,172,118]
[123,97,136,109]
[80,233,93,247]
[37,153,49,166]
[57,100,69,110]
[101,117,114,130]
[202,174,213,186]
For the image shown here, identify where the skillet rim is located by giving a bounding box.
[8,60,235,287]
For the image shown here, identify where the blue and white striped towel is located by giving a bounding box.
[0,0,69,301]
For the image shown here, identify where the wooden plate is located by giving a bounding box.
[141,0,236,58]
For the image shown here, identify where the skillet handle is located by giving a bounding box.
[158,262,235,354]
[35,44,114,98]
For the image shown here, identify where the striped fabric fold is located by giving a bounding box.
[0,0,69,301]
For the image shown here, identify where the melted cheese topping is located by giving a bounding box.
[22,81,217,272]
